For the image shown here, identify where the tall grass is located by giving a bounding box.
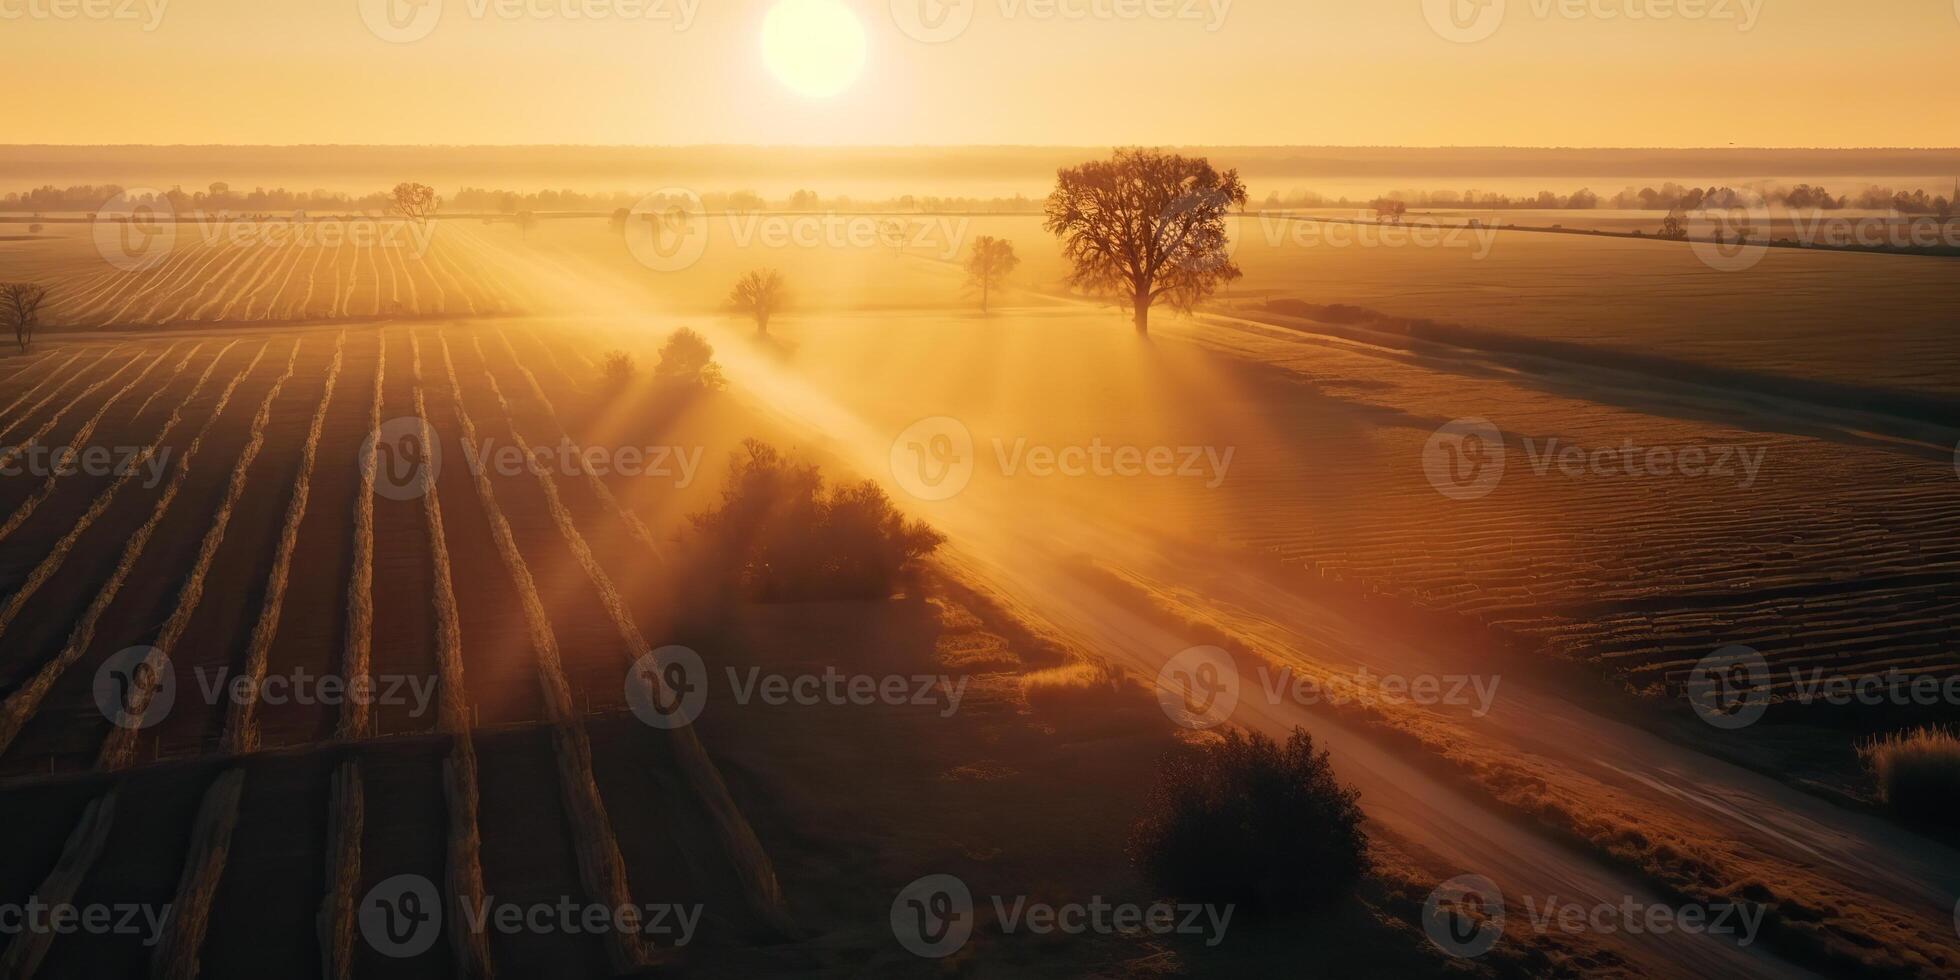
[317,760,365,980]
[1860,727,1960,826]
[150,768,246,980]
[337,336,385,742]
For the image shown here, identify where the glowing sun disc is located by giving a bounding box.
[762,0,867,98]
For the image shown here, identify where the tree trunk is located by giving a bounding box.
[756,312,769,335]
[1132,294,1150,335]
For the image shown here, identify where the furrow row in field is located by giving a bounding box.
[0,348,97,439]
[0,348,142,474]
[129,341,204,420]
[0,343,187,547]
[0,792,117,977]
[0,340,261,757]
[96,339,303,771]
[407,331,496,978]
[442,331,793,936]
[223,333,345,755]
[148,768,246,980]
[439,333,655,972]
[338,337,385,742]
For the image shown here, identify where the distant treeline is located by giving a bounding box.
[6,180,1955,217]
[1341,182,1957,215]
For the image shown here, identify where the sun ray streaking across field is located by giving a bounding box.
[438,333,793,937]
[438,333,657,971]
[222,332,344,754]
[338,335,385,742]
[96,339,303,771]
[0,342,188,547]
[0,340,259,757]
[148,768,246,980]
[0,791,117,977]
[407,331,496,979]
[490,331,660,559]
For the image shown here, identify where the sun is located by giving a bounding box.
[761,0,867,98]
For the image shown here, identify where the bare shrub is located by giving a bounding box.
[689,439,944,602]
[1129,727,1368,914]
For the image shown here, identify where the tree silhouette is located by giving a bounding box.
[390,182,440,222]
[964,236,1019,313]
[1,283,49,353]
[730,269,785,335]
[1045,148,1247,335]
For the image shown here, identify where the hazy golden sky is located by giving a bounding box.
[3,0,1956,146]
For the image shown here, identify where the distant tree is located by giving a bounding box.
[1,283,49,352]
[27,224,42,234]
[654,327,727,391]
[516,211,538,235]
[1659,211,1688,240]
[1045,148,1248,335]
[788,189,819,210]
[609,207,631,233]
[1372,198,1407,223]
[730,269,785,335]
[391,182,440,222]
[725,190,766,213]
[964,236,1019,313]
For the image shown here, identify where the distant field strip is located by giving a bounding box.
[42,224,516,327]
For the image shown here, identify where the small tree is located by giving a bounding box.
[391,182,440,222]
[654,328,726,391]
[730,269,785,335]
[1045,148,1247,335]
[1,283,49,353]
[964,236,1019,314]
[1372,198,1407,223]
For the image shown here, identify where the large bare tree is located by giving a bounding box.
[1044,148,1248,334]
[1,284,48,353]
[391,182,440,222]
[730,269,785,335]
[964,236,1019,314]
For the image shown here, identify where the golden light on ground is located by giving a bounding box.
[761,0,867,99]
